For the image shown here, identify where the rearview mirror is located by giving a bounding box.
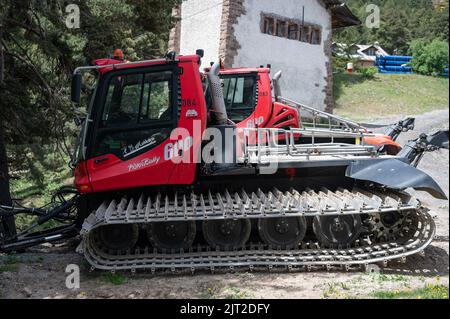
[71,73,82,103]
[74,116,84,127]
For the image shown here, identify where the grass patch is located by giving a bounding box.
[9,155,73,231]
[323,282,351,299]
[373,284,449,299]
[334,72,449,121]
[224,286,251,299]
[323,283,338,299]
[200,287,219,299]
[11,166,72,208]
[0,255,20,273]
[100,273,128,285]
[373,274,409,283]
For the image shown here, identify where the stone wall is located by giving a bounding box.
[231,0,332,111]
[168,6,182,53]
[218,0,246,67]
[171,0,335,112]
[323,22,334,114]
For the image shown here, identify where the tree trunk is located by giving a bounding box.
[0,37,4,84]
[0,18,4,84]
[0,120,16,237]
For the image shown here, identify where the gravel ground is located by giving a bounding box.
[0,110,448,299]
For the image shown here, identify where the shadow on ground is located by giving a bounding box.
[333,72,379,102]
[383,244,449,277]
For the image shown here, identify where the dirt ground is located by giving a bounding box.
[0,110,449,299]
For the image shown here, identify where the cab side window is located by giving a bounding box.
[141,72,172,122]
[102,74,143,127]
[222,75,257,122]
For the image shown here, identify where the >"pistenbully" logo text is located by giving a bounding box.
[128,157,160,171]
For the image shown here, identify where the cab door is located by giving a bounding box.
[85,64,181,192]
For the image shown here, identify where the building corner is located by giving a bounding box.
[323,26,334,114]
[219,0,246,67]
[168,6,182,53]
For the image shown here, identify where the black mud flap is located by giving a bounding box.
[346,159,447,200]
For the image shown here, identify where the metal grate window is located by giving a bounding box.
[261,13,321,46]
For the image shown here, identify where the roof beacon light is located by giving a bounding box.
[114,49,124,61]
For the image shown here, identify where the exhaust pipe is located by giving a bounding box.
[273,70,282,101]
[207,61,228,125]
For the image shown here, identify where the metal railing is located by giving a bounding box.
[277,97,368,133]
[241,127,377,163]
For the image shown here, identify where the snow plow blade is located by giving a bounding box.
[346,158,447,200]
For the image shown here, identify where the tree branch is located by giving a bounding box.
[3,18,41,37]
[1,40,52,93]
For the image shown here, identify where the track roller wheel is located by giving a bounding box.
[94,224,139,251]
[202,219,251,250]
[313,215,362,248]
[258,217,307,249]
[147,221,196,252]
[371,210,419,243]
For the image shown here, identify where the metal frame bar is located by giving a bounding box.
[277,97,367,132]
[242,127,377,163]
[0,189,80,252]
[73,58,170,75]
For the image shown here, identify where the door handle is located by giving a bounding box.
[94,156,109,165]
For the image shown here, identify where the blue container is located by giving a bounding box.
[376,55,413,74]
[381,60,410,67]
[383,55,412,62]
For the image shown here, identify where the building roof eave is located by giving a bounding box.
[323,1,362,29]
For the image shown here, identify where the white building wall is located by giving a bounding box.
[179,0,223,68]
[233,0,331,110]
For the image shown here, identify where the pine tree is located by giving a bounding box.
[0,0,181,233]
[334,0,449,54]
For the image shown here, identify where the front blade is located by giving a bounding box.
[346,158,447,200]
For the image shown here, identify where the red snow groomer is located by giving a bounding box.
[1,50,448,273]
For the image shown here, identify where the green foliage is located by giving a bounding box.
[9,150,73,230]
[359,66,378,78]
[101,273,128,285]
[332,55,359,72]
[372,284,449,299]
[410,39,449,76]
[200,287,219,299]
[332,55,377,79]
[334,0,449,55]
[0,0,181,191]
[0,255,20,273]
[224,286,251,299]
